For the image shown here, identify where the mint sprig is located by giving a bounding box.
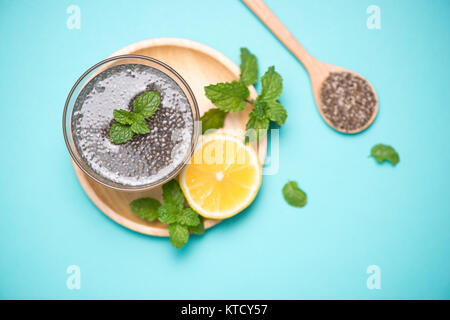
[109,91,160,144]
[202,48,287,141]
[130,179,204,249]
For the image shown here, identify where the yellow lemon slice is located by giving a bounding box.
[180,133,262,219]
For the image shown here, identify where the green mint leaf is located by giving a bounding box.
[177,207,200,227]
[109,122,134,144]
[189,216,205,235]
[371,144,399,165]
[252,100,267,119]
[259,66,283,102]
[245,112,269,142]
[133,91,160,118]
[168,223,189,249]
[157,203,179,224]
[240,48,258,86]
[265,100,287,125]
[130,198,161,222]
[162,179,185,209]
[282,181,307,207]
[130,113,150,134]
[204,81,249,112]
[200,108,227,134]
[113,109,134,125]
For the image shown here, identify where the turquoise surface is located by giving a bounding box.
[0,0,449,299]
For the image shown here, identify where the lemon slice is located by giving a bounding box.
[180,133,262,219]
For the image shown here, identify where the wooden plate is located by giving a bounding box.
[72,38,267,236]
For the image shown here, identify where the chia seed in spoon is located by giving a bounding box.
[320,72,376,133]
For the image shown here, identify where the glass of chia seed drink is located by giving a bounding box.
[63,55,200,190]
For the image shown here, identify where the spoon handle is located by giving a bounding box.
[242,0,317,71]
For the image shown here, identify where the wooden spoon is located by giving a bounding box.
[242,0,378,134]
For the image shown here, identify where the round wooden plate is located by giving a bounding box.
[72,38,267,236]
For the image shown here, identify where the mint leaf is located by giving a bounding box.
[110,91,160,144]
[246,111,269,142]
[259,66,283,102]
[109,122,134,144]
[252,100,267,119]
[204,81,249,112]
[113,109,134,125]
[157,203,178,224]
[282,181,307,207]
[240,48,258,86]
[133,91,160,118]
[128,179,206,249]
[130,198,161,222]
[130,113,150,134]
[177,208,200,227]
[168,223,189,249]
[243,66,286,137]
[265,100,287,125]
[162,179,185,209]
[189,217,205,235]
[201,108,227,134]
[371,144,399,165]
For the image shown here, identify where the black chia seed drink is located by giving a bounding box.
[71,63,194,187]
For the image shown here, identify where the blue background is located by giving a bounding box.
[0,0,449,299]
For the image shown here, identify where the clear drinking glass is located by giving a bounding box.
[62,55,200,191]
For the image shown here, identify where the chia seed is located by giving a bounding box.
[320,72,376,132]
[71,64,193,187]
